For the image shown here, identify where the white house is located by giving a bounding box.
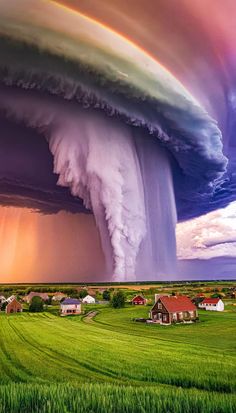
[0,295,6,304]
[82,295,96,304]
[6,295,16,303]
[60,298,81,316]
[199,298,224,311]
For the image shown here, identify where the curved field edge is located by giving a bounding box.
[0,383,235,413]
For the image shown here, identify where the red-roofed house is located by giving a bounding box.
[132,295,147,305]
[150,295,198,324]
[199,298,224,311]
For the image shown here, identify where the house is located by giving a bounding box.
[60,298,81,316]
[199,297,224,311]
[6,295,16,303]
[196,293,205,298]
[132,295,147,305]
[150,295,198,324]
[23,292,49,303]
[52,292,67,302]
[5,298,22,314]
[82,295,96,304]
[0,295,6,304]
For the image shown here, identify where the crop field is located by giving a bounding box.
[0,305,236,412]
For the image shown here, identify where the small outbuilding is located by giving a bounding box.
[60,298,82,316]
[150,295,198,324]
[82,295,96,304]
[199,298,224,311]
[52,292,67,301]
[132,295,147,305]
[6,298,22,314]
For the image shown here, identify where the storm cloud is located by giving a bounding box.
[0,0,231,281]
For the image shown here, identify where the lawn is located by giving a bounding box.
[0,305,235,412]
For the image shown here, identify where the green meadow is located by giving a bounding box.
[0,305,235,412]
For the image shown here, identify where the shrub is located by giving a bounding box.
[79,289,88,299]
[111,291,125,308]
[29,296,44,313]
[102,290,111,301]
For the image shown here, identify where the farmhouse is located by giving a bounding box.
[60,298,81,316]
[6,295,16,303]
[23,292,49,303]
[6,298,22,314]
[132,295,147,305]
[199,297,224,311]
[150,295,198,324]
[52,292,67,301]
[0,295,6,304]
[82,295,96,304]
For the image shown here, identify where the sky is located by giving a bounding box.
[0,0,235,282]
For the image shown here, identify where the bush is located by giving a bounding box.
[102,290,111,301]
[79,289,88,299]
[0,301,7,311]
[111,291,125,309]
[29,296,44,313]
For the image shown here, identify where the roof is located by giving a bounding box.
[82,295,95,301]
[61,298,81,305]
[154,295,196,313]
[26,292,49,299]
[132,295,146,301]
[6,295,16,303]
[202,298,220,304]
[6,298,22,307]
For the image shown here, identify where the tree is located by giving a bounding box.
[79,289,88,299]
[211,293,222,299]
[111,291,125,309]
[0,301,7,311]
[102,290,111,301]
[29,296,44,312]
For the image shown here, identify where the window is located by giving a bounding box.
[163,315,167,322]
[189,311,194,317]
[172,313,177,320]
[158,302,162,309]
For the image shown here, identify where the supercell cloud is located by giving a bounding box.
[0,0,230,280]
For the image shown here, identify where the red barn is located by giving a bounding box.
[132,295,147,305]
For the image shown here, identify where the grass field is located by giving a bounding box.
[0,305,236,412]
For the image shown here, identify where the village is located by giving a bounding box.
[0,282,234,325]
[0,282,235,413]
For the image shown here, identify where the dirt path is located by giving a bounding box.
[83,311,98,323]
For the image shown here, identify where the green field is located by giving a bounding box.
[0,305,236,412]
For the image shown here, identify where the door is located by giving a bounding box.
[157,313,162,321]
